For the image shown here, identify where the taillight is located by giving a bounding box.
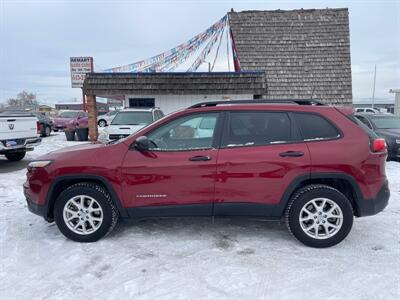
[36,122,40,134]
[373,138,387,152]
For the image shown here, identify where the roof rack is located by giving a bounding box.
[188,99,324,109]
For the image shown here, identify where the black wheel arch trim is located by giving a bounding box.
[278,172,364,217]
[44,174,128,221]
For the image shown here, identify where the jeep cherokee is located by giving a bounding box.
[24,100,390,247]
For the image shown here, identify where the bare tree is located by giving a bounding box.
[7,91,38,107]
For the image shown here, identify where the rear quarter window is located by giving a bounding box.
[294,113,341,141]
[348,114,378,140]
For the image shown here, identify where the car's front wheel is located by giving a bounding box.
[285,184,353,248]
[98,120,106,127]
[5,151,26,161]
[54,182,118,242]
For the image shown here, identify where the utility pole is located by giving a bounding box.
[372,64,376,109]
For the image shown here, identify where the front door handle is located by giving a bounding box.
[279,151,304,157]
[189,155,212,161]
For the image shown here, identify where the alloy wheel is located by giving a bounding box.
[299,197,343,239]
[63,195,103,235]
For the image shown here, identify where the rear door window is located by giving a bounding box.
[294,113,340,141]
[222,112,293,147]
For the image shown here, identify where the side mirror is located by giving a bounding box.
[134,136,150,151]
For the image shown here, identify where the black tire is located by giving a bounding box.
[98,119,106,127]
[285,184,353,248]
[45,126,51,137]
[64,130,76,141]
[40,124,46,137]
[5,151,26,161]
[54,182,118,242]
[76,128,89,141]
[54,129,59,132]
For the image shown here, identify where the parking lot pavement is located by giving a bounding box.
[0,133,399,300]
[0,157,30,173]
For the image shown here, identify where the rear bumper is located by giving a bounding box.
[357,180,390,217]
[388,144,400,160]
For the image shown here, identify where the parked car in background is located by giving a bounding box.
[33,112,53,137]
[355,107,381,114]
[25,100,390,247]
[97,110,119,127]
[98,108,164,141]
[0,111,41,161]
[355,113,400,161]
[53,111,88,132]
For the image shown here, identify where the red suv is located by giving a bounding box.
[24,100,390,247]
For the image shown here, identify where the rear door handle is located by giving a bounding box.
[279,151,304,157]
[189,155,212,161]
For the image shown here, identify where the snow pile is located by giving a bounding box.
[0,133,399,300]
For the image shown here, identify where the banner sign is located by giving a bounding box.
[104,15,227,73]
[70,57,93,88]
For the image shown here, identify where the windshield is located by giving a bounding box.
[111,111,152,125]
[59,111,78,118]
[371,116,400,129]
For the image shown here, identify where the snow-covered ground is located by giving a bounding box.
[0,133,399,300]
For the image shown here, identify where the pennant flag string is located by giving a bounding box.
[104,15,227,73]
[210,17,227,72]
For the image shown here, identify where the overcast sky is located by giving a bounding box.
[0,0,399,105]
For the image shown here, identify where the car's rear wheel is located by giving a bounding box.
[98,120,106,127]
[285,184,353,248]
[45,125,51,137]
[54,182,118,242]
[5,151,26,161]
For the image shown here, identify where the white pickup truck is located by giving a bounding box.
[0,112,42,161]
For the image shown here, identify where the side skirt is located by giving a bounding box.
[126,203,282,220]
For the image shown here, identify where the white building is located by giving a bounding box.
[83,72,267,115]
[390,89,400,116]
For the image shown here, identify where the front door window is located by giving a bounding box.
[147,113,219,151]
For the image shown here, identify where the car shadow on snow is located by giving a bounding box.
[0,157,30,173]
[108,217,292,246]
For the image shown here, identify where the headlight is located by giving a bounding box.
[28,160,52,168]
[396,139,400,144]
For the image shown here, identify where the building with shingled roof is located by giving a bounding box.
[228,8,352,104]
[83,8,352,140]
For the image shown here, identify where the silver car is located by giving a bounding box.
[97,110,119,127]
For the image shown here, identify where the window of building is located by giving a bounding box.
[129,98,155,108]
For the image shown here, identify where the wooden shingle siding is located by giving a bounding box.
[229,8,352,104]
[83,72,267,96]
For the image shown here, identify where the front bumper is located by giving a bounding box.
[26,198,47,218]
[54,125,65,131]
[0,137,41,153]
[24,180,51,221]
[356,180,390,217]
